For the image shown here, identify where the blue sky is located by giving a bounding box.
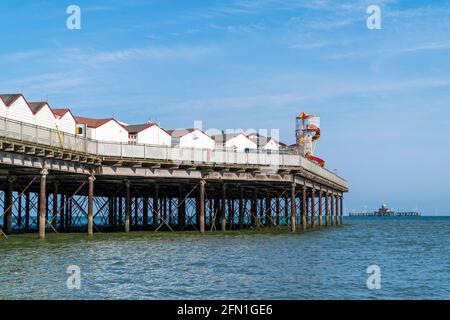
[1,0,449,215]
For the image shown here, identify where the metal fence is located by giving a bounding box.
[0,117,347,187]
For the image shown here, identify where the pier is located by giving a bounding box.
[0,116,348,238]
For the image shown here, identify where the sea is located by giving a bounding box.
[0,216,448,300]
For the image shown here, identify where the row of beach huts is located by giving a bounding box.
[0,93,287,152]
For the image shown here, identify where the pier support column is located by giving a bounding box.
[124,180,131,233]
[251,189,257,227]
[302,186,307,231]
[238,187,244,229]
[265,191,271,226]
[52,181,58,230]
[340,193,344,225]
[87,175,95,236]
[153,185,159,230]
[275,196,280,226]
[38,169,48,240]
[143,195,148,228]
[199,180,205,234]
[311,186,315,228]
[318,189,323,227]
[284,195,289,226]
[25,190,30,232]
[59,192,65,232]
[221,184,226,231]
[178,187,185,230]
[335,193,339,225]
[330,193,335,226]
[290,183,296,232]
[325,193,330,226]
[3,177,14,234]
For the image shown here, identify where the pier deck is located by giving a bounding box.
[0,117,348,238]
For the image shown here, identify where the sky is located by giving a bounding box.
[0,0,449,215]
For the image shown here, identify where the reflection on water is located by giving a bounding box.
[0,217,449,300]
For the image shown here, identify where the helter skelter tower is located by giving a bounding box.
[295,112,325,167]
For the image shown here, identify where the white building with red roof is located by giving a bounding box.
[74,116,128,143]
[52,108,76,135]
[28,102,56,129]
[212,133,257,151]
[0,94,35,125]
[125,122,171,146]
[170,128,215,149]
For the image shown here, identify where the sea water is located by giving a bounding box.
[0,217,448,299]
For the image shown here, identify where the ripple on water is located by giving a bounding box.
[0,217,449,299]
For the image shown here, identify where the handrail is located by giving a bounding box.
[0,116,347,187]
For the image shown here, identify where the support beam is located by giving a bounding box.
[265,191,271,227]
[25,190,30,231]
[221,184,226,231]
[330,193,334,226]
[124,180,131,233]
[178,187,185,229]
[52,181,58,230]
[318,189,323,227]
[340,193,344,225]
[38,169,48,240]
[3,177,13,234]
[301,186,307,231]
[153,185,159,229]
[311,186,315,228]
[59,191,65,232]
[199,180,205,234]
[290,183,296,232]
[143,194,148,227]
[87,175,95,236]
[325,192,330,226]
[335,193,339,225]
[238,186,244,229]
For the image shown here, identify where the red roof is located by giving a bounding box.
[52,108,70,117]
[74,116,127,130]
[28,102,48,114]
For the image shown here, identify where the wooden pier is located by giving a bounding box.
[0,117,348,238]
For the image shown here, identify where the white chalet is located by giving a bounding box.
[28,102,57,130]
[247,133,285,151]
[74,116,128,143]
[170,128,215,150]
[51,108,76,135]
[125,122,171,146]
[0,94,34,125]
[212,133,257,151]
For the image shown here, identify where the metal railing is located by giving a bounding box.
[0,116,347,187]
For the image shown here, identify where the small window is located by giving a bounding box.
[76,127,83,135]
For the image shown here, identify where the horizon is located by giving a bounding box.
[1,0,449,215]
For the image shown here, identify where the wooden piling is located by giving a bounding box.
[311,186,315,228]
[238,186,244,229]
[52,181,58,230]
[38,169,48,240]
[25,190,30,231]
[87,175,95,236]
[3,177,13,234]
[199,180,205,234]
[290,183,296,232]
[340,193,344,225]
[153,185,159,229]
[318,189,323,227]
[301,186,307,231]
[124,180,131,233]
[221,184,226,231]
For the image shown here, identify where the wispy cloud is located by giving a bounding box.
[56,45,219,65]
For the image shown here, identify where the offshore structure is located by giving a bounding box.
[349,204,421,217]
[0,98,348,239]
